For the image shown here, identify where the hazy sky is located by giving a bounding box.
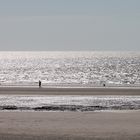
[0,0,140,51]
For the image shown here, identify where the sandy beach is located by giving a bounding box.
[0,111,139,140]
[0,87,140,139]
[0,87,140,95]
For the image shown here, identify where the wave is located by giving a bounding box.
[0,104,140,112]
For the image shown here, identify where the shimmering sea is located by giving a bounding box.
[0,51,140,87]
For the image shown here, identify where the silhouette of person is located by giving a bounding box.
[39,80,41,88]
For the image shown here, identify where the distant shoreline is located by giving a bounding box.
[0,87,140,95]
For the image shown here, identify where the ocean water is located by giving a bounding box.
[0,95,140,111]
[0,51,140,87]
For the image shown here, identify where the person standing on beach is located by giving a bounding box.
[39,80,41,88]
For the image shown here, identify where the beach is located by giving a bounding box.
[0,87,139,139]
[0,111,140,140]
[0,87,140,95]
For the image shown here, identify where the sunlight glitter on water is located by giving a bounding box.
[0,51,140,87]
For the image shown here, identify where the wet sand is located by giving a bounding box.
[0,111,140,140]
[0,87,140,139]
[0,87,140,95]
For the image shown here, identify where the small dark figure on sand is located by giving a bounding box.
[103,83,106,87]
[39,80,41,88]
